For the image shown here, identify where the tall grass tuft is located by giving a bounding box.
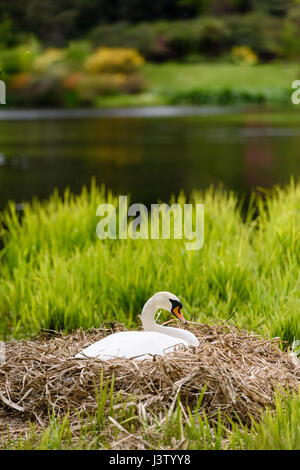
[0,180,299,346]
[2,386,299,450]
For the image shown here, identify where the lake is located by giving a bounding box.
[0,106,300,209]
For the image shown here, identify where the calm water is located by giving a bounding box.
[0,107,300,209]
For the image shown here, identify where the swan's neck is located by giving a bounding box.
[139,297,198,346]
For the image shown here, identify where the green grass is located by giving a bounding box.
[98,62,299,106]
[144,62,298,92]
[2,386,299,450]
[0,180,300,449]
[1,180,300,342]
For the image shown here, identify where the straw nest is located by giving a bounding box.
[0,322,299,440]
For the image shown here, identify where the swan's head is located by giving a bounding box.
[167,293,186,325]
[140,291,186,325]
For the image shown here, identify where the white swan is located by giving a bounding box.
[75,291,199,361]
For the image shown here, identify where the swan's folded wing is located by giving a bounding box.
[74,331,189,361]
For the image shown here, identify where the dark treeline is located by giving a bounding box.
[0,0,293,45]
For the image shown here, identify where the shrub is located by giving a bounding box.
[226,13,283,60]
[63,41,92,67]
[197,17,231,55]
[167,86,289,105]
[89,19,231,60]
[84,47,144,74]
[0,40,39,75]
[280,21,300,59]
[158,21,199,58]
[0,17,23,48]
[280,8,300,59]
[6,43,146,107]
[75,74,123,102]
[231,45,258,64]
[61,72,84,90]
[33,48,65,74]
[10,72,34,90]
[120,73,146,94]
[9,74,63,107]
[61,72,145,105]
[89,14,291,61]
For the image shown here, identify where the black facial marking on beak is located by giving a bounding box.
[169,299,183,311]
[169,298,186,324]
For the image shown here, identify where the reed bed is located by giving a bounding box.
[1,181,300,344]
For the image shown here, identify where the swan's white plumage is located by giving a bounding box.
[75,291,199,361]
[75,331,190,361]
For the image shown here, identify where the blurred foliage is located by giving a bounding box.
[230,45,258,64]
[0,1,299,62]
[89,14,300,61]
[0,0,298,47]
[84,47,144,74]
[3,44,146,107]
[33,48,66,74]
[0,39,40,75]
[167,86,290,106]
[1,0,300,107]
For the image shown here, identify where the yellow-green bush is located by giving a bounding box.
[63,72,145,102]
[0,44,37,75]
[76,74,126,100]
[231,46,258,65]
[84,47,144,74]
[33,48,65,73]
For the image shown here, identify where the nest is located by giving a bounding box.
[0,322,299,443]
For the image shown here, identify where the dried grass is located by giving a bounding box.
[0,322,299,442]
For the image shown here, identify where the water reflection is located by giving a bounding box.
[0,110,300,209]
[243,120,275,190]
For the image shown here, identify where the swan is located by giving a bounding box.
[75,291,199,361]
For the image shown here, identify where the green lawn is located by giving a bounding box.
[97,62,299,107]
[143,62,298,91]
[0,181,299,449]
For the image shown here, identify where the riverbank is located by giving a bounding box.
[95,62,297,107]
[5,62,298,108]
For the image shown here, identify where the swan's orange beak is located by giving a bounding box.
[172,305,187,324]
